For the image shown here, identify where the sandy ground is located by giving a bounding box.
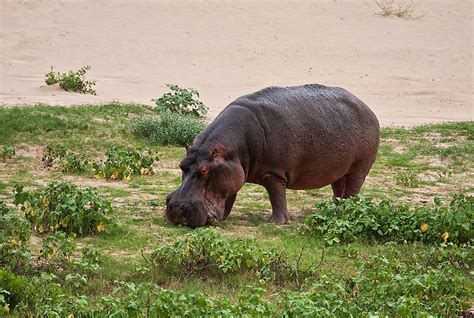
[0,0,472,126]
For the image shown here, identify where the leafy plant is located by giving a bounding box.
[42,144,66,167]
[72,247,102,272]
[151,228,313,283]
[131,112,206,146]
[279,253,470,316]
[13,182,114,236]
[0,269,34,313]
[305,194,473,245]
[42,144,90,173]
[45,65,96,95]
[153,84,208,117]
[394,169,421,187]
[93,146,157,181]
[0,145,15,161]
[60,152,90,173]
[0,201,31,273]
[350,254,469,315]
[40,232,77,263]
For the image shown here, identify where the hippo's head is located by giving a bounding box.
[166,143,245,227]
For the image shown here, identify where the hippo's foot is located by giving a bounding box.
[269,213,290,224]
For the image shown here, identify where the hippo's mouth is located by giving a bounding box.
[204,199,220,226]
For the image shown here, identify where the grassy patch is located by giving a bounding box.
[0,104,472,316]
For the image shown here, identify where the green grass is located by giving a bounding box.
[0,104,472,316]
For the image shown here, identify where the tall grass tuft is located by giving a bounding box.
[130,113,206,146]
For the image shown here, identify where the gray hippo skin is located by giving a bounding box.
[166,84,380,227]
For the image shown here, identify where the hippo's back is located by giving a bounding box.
[229,84,380,189]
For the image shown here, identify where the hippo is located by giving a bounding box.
[166,84,380,227]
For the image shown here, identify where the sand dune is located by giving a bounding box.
[1,0,472,125]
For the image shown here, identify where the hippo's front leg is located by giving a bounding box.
[262,174,290,224]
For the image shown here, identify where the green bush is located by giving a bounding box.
[40,232,77,263]
[13,182,113,236]
[0,145,15,161]
[151,227,312,283]
[305,194,473,245]
[14,272,88,317]
[0,201,31,273]
[130,112,206,146]
[60,152,90,173]
[93,146,157,181]
[45,65,96,95]
[0,269,34,313]
[279,253,470,316]
[153,84,208,117]
[350,254,469,315]
[43,144,157,180]
[42,144,90,173]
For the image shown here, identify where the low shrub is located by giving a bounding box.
[40,231,77,263]
[42,144,90,173]
[13,182,113,236]
[43,144,157,180]
[350,254,469,315]
[45,65,96,95]
[153,84,208,117]
[6,249,470,316]
[0,145,15,161]
[60,152,90,173]
[0,269,34,313]
[93,146,157,181]
[130,112,206,146]
[151,228,312,283]
[305,194,473,245]
[279,253,470,316]
[0,200,31,273]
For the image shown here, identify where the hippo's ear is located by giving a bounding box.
[211,143,229,161]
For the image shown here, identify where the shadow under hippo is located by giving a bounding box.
[166,84,380,227]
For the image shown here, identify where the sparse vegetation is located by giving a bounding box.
[45,65,96,95]
[394,169,421,187]
[0,145,15,162]
[153,84,208,117]
[375,0,416,19]
[42,144,158,181]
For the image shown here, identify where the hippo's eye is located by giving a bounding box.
[198,166,209,177]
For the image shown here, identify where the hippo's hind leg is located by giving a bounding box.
[262,174,290,224]
[342,173,366,197]
[331,176,346,198]
[342,159,375,197]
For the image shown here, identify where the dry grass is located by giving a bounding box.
[375,0,416,19]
